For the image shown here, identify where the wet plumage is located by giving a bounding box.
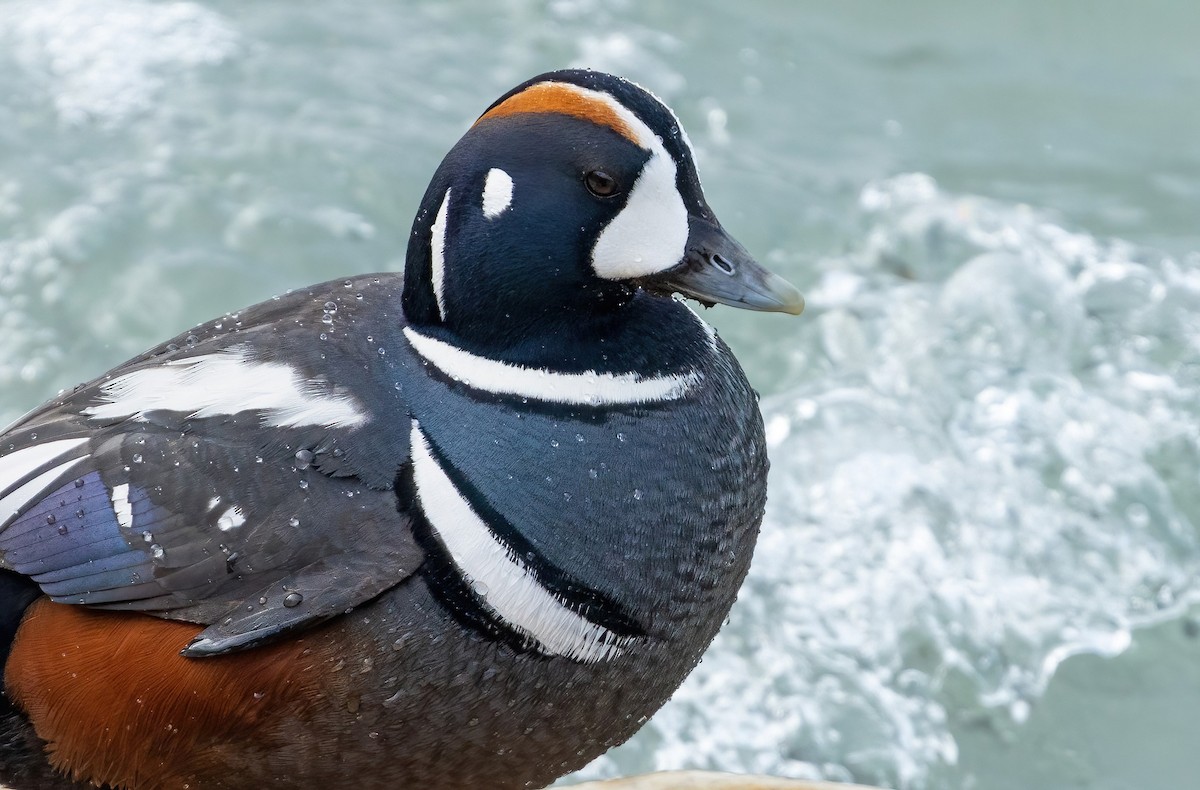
[0,69,801,789]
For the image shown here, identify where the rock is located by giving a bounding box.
[567,771,882,789]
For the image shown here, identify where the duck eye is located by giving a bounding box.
[584,170,619,198]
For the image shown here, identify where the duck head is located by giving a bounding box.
[402,69,803,358]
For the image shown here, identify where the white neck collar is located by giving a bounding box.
[402,312,716,407]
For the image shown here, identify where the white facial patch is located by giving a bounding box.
[430,188,452,321]
[590,149,689,279]
[410,420,634,663]
[82,350,367,429]
[481,168,514,219]
[530,83,690,280]
[403,326,706,406]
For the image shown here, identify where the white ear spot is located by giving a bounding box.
[430,188,452,320]
[590,150,688,280]
[481,168,514,219]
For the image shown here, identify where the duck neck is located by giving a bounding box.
[404,291,715,380]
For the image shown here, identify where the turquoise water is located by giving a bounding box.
[1,2,1198,788]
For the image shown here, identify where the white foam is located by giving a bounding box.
[6,0,237,126]
[576,174,1200,786]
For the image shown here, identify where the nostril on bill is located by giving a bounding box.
[708,253,736,276]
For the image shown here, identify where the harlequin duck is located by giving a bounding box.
[0,69,802,789]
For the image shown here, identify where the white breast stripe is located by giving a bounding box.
[481,168,514,219]
[111,483,133,530]
[0,438,89,498]
[403,327,701,405]
[430,188,452,320]
[1,456,87,528]
[81,351,367,429]
[410,421,632,663]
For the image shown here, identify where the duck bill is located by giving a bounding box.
[637,217,804,315]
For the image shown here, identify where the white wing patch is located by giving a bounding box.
[403,326,702,406]
[0,438,90,528]
[216,505,245,531]
[81,350,367,429]
[430,188,452,320]
[0,438,89,496]
[110,483,133,529]
[481,168,514,219]
[1,456,88,529]
[410,421,633,663]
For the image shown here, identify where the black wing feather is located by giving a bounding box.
[0,275,424,654]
